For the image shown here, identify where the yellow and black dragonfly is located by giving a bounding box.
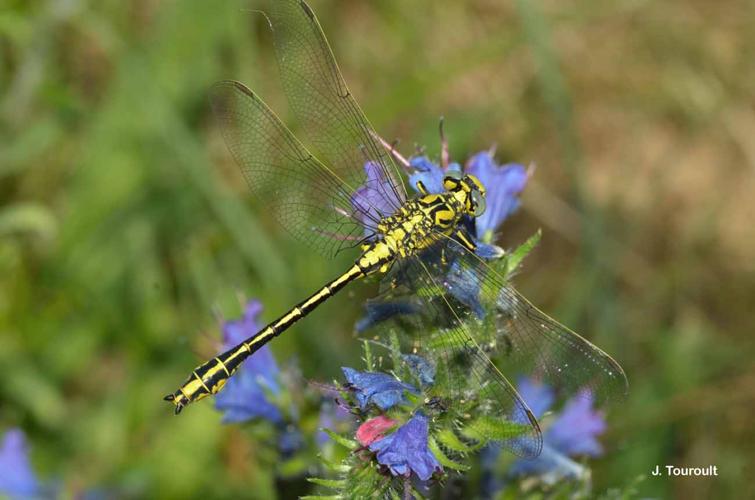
[164,0,627,458]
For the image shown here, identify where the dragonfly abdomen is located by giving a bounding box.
[166,264,366,414]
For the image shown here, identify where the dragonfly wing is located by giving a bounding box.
[211,80,382,258]
[260,0,407,213]
[425,233,629,404]
[360,235,628,456]
[364,253,544,458]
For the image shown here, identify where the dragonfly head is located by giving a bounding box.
[443,172,486,218]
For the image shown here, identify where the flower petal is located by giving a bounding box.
[408,156,445,194]
[509,443,587,484]
[401,354,435,388]
[351,162,402,231]
[368,413,442,481]
[215,301,282,424]
[222,299,264,347]
[516,377,555,420]
[356,416,398,446]
[214,346,283,424]
[466,152,528,239]
[355,300,418,333]
[546,389,606,456]
[342,367,418,410]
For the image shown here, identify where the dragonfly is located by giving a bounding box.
[164,0,627,458]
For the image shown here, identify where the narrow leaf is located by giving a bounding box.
[321,429,357,450]
[307,477,346,489]
[429,437,470,471]
[505,229,541,276]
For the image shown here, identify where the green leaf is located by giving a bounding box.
[436,428,472,453]
[307,477,346,489]
[429,437,470,471]
[300,496,342,500]
[461,416,531,443]
[388,331,403,373]
[363,340,374,371]
[504,229,541,276]
[321,429,358,450]
[318,455,351,473]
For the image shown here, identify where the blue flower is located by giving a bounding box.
[516,376,555,420]
[351,161,403,232]
[401,354,435,388]
[355,300,419,333]
[0,429,40,499]
[368,412,442,481]
[342,367,419,411]
[507,378,606,483]
[445,258,486,318]
[214,300,283,424]
[465,152,528,241]
[546,389,606,456]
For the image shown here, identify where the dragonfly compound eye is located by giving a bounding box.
[471,189,486,217]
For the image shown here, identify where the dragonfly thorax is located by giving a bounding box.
[358,185,475,274]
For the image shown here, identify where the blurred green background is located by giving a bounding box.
[1,0,754,498]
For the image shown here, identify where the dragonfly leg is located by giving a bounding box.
[454,228,477,253]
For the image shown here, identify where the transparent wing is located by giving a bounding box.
[365,254,544,458]
[260,0,408,212]
[434,234,629,404]
[210,80,382,258]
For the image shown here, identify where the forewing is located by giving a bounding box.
[210,80,380,258]
[260,0,407,213]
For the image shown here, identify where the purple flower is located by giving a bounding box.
[465,152,528,241]
[368,412,442,481]
[508,378,606,482]
[546,389,606,456]
[351,161,403,232]
[0,429,39,498]
[214,300,283,424]
[342,367,418,411]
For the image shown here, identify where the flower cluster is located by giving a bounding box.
[341,362,443,482]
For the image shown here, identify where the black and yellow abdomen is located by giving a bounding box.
[165,264,366,414]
